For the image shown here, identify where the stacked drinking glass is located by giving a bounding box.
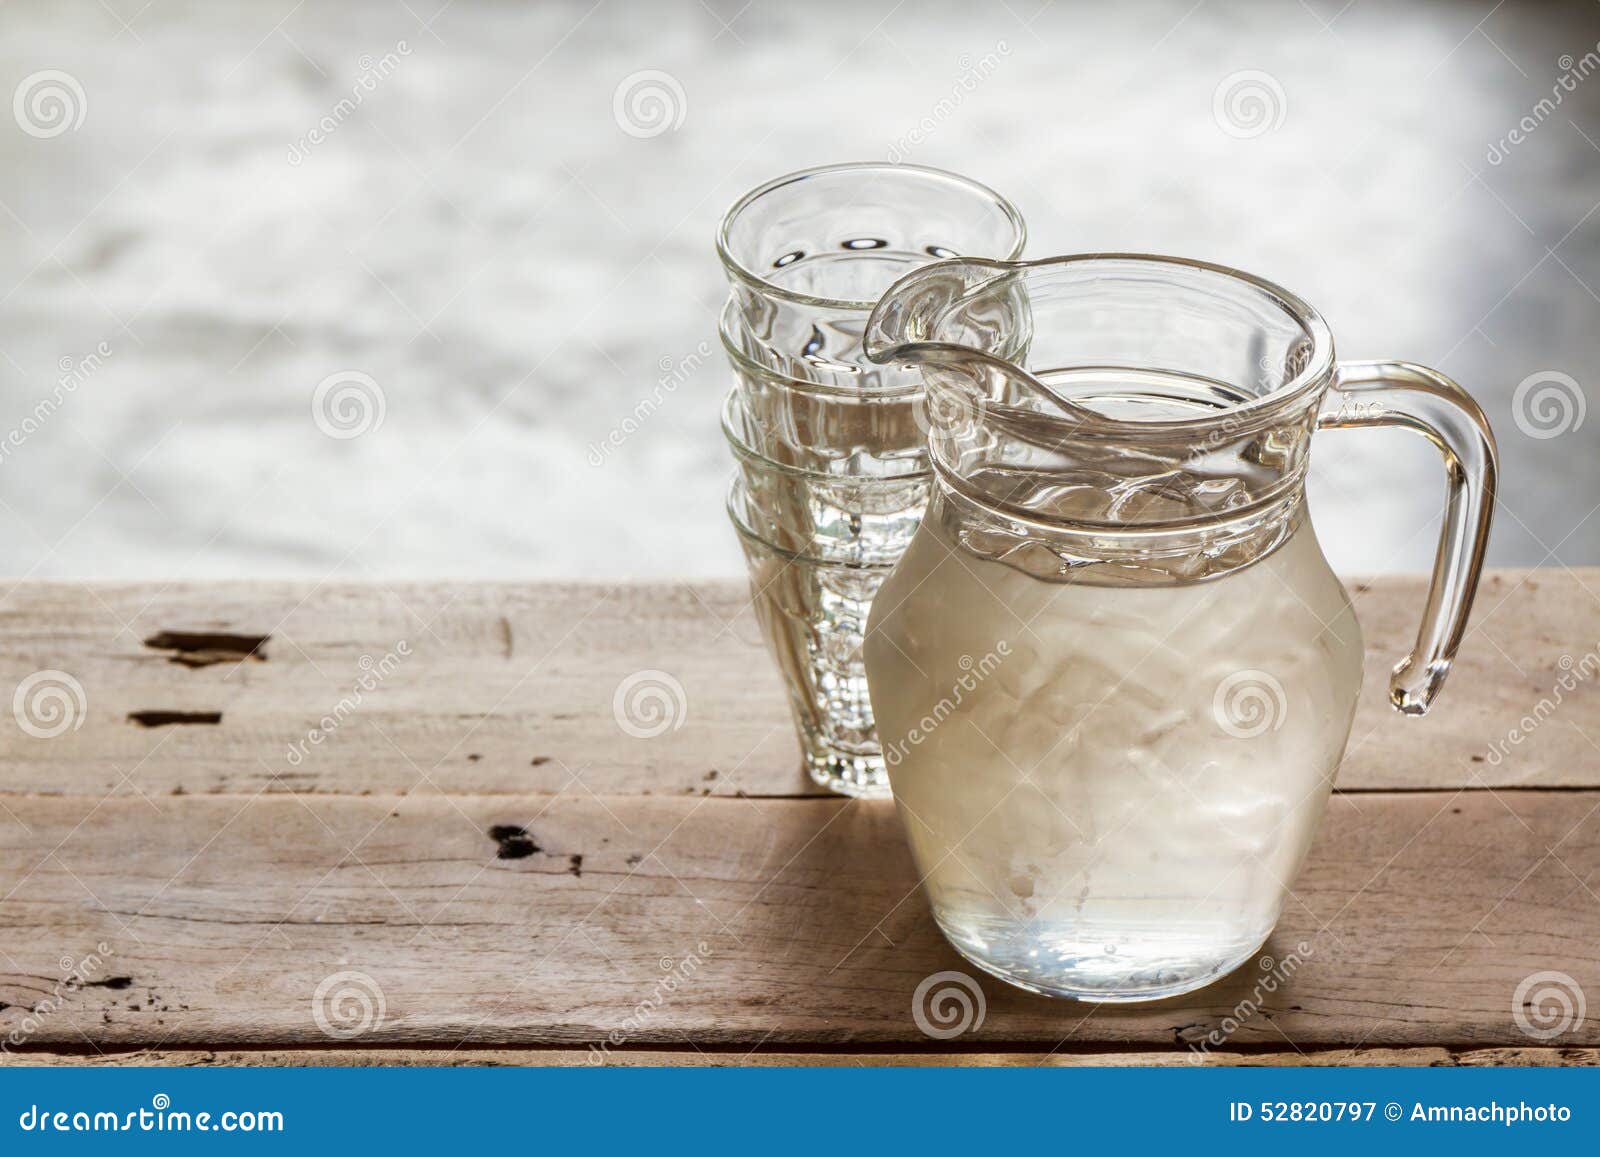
[715,163,1026,797]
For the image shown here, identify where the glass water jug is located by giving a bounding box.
[860,255,1498,1001]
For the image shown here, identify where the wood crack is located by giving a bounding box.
[127,711,223,727]
[143,631,269,668]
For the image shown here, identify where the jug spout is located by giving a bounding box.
[865,258,1102,425]
[864,258,1021,366]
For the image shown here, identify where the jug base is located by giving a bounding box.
[936,914,1270,1003]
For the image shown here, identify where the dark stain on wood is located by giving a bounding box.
[127,711,223,727]
[84,976,133,990]
[488,824,540,860]
[530,756,551,767]
[568,854,583,877]
[143,631,269,668]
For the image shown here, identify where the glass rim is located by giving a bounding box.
[720,388,933,481]
[864,252,1339,432]
[723,474,902,568]
[718,296,926,399]
[715,162,1028,311]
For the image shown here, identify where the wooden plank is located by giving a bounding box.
[2,1047,1595,1067]
[0,581,801,799]
[0,571,1593,798]
[0,791,1594,1050]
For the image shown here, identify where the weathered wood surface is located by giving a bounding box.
[0,571,1593,799]
[0,791,1595,1051]
[4,1048,1596,1068]
[0,574,1594,1065]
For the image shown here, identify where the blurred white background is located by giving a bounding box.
[0,0,1595,580]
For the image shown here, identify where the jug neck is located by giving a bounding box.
[928,470,1308,586]
[909,344,1328,538]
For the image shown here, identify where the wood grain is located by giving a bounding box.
[0,571,1594,799]
[3,1047,1595,1067]
[0,791,1594,1052]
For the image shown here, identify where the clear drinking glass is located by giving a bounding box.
[717,162,1027,385]
[719,298,927,478]
[716,163,1026,796]
[723,389,930,562]
[724,389,930,795]
[725,470,912,796]
[861,254,1498,1001]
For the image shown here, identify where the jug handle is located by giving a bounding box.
[1316,360,1499,716]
